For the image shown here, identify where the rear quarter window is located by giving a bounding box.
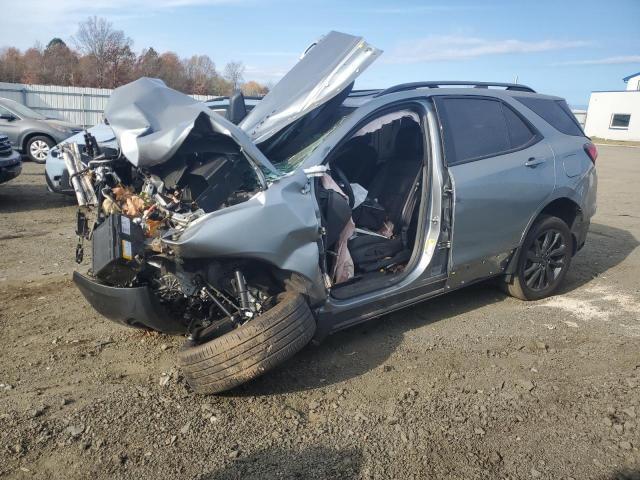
[515,97,584,137]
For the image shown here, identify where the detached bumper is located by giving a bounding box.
[73,271,187,334]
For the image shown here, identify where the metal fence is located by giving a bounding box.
[0,82,211,128]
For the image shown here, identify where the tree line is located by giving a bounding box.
[0,16,270,97]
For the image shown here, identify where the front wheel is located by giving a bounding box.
[506,215,573,301]
[26,136,54,164]
[177,292,316,394]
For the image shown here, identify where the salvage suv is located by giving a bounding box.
[64,32,597,394]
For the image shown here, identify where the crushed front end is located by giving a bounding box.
[68,129,277,338]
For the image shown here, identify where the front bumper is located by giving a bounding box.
[73,271,188,334]
[0,152,22,184]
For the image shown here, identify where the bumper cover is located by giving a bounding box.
[73,271,187,334]
[0,154,22,184]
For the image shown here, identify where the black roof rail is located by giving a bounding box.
[203,95,265,102]
[348,88,384,97]
[374,81,536,97]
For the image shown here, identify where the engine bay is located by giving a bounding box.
[68,131,273,340]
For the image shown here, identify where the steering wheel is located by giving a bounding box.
[331,165,355,209]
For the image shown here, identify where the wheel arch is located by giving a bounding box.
[505,196,583,276]
[22,132,56,152]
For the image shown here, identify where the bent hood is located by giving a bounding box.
[239,31,381,144]
[103,31,380,171]
[104,78,277,174]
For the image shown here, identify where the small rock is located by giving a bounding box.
[66,424,84,438]
[619,441,632,450]
[159,374,171,387]
[488,451,502,465]
[383,365,394,373]
[622,407,636,419]
[613,424,624,435]
[180,422,190,435]
[30,406,45,418]
[531,467,542,478]
[160,344,170,351]
[474,427,486,436]
[519,379,535,392]
[209,415,218,423]
[229,449,240,459]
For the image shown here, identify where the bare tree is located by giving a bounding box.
[72,16,133,87]
[223,61,245,92]
[183,54,216,94]
[43,39,78,86]
[242,80,268,96]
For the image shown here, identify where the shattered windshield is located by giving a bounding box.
[264,106,353,175]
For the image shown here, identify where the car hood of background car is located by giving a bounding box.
[103,31,380,172]
[44,119,82,130]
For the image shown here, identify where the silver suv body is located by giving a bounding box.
[65,32,597,394]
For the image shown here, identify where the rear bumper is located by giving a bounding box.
[73,271,187,334]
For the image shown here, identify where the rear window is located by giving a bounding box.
[435,97,539,166]
[515,97,584,136]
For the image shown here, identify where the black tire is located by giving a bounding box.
[25,135,54,164]
[177,292,315,394]
[506,215,573,301]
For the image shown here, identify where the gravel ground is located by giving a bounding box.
[0,146,639,480]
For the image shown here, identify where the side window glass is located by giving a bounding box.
[514,97,584,136]
[502,104,537,148]
[436,97,510,165]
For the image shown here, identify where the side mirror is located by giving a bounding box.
[0,113,16,121]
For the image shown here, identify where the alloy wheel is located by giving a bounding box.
[30,140,50,161]
[523,229,567,291]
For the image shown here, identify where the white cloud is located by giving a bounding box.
[1,0,249,49]
[385,35,591,64]
[553,55,640,66]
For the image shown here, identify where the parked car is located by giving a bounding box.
[45,95,262,194]
[0,97,82,163]
[0,133,22,184]
[64,31,597,394]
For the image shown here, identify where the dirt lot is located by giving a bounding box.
[1,146,639,480]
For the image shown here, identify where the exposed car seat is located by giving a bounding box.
[348,119,423,272]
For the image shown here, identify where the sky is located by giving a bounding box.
[1,0,639,108]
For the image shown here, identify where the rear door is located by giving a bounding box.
[434,95,555,282]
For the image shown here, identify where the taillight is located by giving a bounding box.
[584,142,598,164]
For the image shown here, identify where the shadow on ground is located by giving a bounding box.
[200,445,363,480]
[561,222,639,293]
[0,182,75,213]
[232,222,637,397]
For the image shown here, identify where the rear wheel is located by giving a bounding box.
[177,292,315,394]
[26,136,54,164]
[506,215,573,301]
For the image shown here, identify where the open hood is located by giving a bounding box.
[104,77,278,176]
[102,31,380,173]
[239,31,381,144]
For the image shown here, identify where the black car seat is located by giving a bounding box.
[348,119,424,272]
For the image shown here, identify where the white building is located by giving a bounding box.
[584,72,640,141]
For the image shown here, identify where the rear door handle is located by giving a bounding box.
[525,157,545,168]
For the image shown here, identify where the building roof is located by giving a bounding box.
[623,72,640,82]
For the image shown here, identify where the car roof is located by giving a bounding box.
[343,82,562,108]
